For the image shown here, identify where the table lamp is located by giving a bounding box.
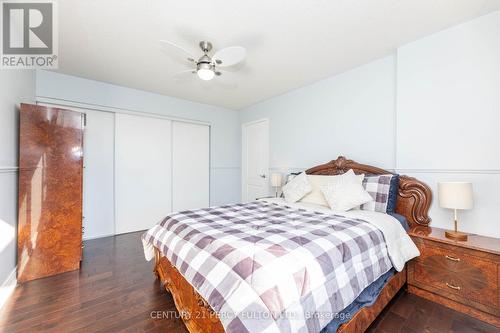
[271,173,283,197]
[438,182,473,241]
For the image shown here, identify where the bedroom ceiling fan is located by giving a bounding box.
[160,40,246,83]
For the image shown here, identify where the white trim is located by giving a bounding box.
[83,233,116,241]
[0,166,241,173]
[0,167,18,173]
[112,112,117,236]
[0,267,17,311]
[394,52,399,170]
[269,165,396,172]
[208,126,212,206]
[211,166,240,170]
[241,118,269,127]
[268,166,500,175]
[170,119,174,211]
[113,113,119,235]
[395,169,500,174]
[36,96,211,126]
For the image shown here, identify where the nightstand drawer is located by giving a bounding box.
[415,241,497,278]
[410,241,498,309]
[412,261,497,309]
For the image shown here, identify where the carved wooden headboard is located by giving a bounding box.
[305,156,432,227]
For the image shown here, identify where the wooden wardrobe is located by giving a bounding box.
[17,103,84,283]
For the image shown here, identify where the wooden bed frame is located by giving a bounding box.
[153,156,432,333]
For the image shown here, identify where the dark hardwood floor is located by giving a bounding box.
[0,232,497,333]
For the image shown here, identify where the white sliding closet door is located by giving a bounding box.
[83,110,115,239]
[172,122,210,212]
[115,114,172,234]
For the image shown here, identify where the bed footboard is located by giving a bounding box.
[154,248,225,333]
[154,247,407,333]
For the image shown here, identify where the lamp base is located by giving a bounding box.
[445,230,468,241]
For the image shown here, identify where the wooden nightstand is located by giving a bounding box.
[407,226,500,327]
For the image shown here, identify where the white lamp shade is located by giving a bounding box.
[271,173,282,187]
[438,182,474,210]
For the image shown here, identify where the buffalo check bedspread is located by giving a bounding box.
[142,201,396,333]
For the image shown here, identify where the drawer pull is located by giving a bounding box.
[445,255,460,262]
[446,282,461,290]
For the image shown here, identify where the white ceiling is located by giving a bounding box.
[56,0,500,110]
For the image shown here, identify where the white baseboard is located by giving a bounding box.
[83,232,116,241]
[0,267,17,310]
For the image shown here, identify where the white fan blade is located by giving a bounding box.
[213,46,246,67]
[159,40,196,64]
[173,69,196,83]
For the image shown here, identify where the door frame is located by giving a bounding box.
[241,118,270,202]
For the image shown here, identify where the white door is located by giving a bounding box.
[242,119,269,202]
[115,114,172,234]
[82,110,115,239]
[172,121,210,212]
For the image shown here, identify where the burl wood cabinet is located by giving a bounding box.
[17,103,84,283]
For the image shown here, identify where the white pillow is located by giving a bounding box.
[282,172,312,203]
[300,173,364,207]
[320,170,373,211]
[299,175,331,207]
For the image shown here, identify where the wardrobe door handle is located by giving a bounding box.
[446,282,461,290]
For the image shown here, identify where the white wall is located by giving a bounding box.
[0,70,36,301]
[36,70,241,238]
[397,10,500,238]
[240,55,397,174]
[240,11,500,238]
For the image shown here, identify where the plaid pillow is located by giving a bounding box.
[361,174,394,213]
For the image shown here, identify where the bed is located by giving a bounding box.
[143,156,432,333]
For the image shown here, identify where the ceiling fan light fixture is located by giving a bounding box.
[197,68,215,81]
[197,62,215,81]
[164,40,246,84]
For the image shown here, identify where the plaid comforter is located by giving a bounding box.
[142,201,392,333]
